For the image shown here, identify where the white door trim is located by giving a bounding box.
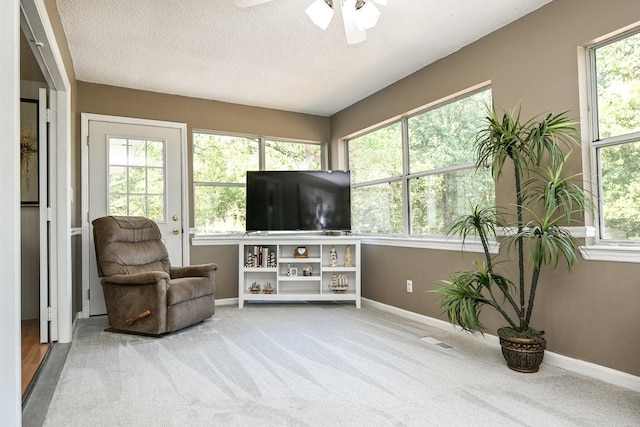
[80,113,189,318]
[2,2,21,423]
[38,87,49,343]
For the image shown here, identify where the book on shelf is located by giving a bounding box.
[251,245,271,268]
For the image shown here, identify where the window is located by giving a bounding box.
[193,132,324,234]
[347,88,494,236]
[589,28,640,241]
[348,123,404,234]
[265,139,323,170]
[108,137,165,221]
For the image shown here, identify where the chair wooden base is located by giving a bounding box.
[103,327,163,337]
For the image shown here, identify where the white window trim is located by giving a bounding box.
[360,235,499,254]
[191,233,241,246]
[579,245,640,263]
[580,27,640,263]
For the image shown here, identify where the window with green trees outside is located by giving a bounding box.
[192,132,324,234]
[590,28,640,241]
[347,87,494,236]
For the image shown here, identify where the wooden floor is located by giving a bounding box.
[22,319,51,396]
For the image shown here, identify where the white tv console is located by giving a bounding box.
[238,236,361,308]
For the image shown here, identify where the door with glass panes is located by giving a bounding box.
[88,119,185,316]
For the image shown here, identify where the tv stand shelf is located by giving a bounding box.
[238,236,361,308]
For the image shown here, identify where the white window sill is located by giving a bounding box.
[567,226,640,263]
[579,245,640,263]
[190,232,497,253]
[359,236,499,254]
[191,227,617,260]
[190,233,241,246]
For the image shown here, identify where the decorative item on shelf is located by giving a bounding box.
[329,246,338,267]
[245,251,254,268]
[303,264,313,276]
[268,252,277,268]
[290,267,298,277]
[293,246,308,258]
[344,246,353,267]
[263,281,274,294]
[249,281,261,294]
[329,273,349,293]
[287,263,291,276]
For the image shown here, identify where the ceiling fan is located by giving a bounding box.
[234,0,388,45]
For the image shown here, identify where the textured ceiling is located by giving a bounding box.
[57,0,552,116]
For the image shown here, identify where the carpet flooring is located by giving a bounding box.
[42,302,640,426]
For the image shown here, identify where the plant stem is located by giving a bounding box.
[524,265,541,328]
[479,221,520,322]
[498,307,520,330]
[513,157,526,331]
[479,227,492,269]
[487,286,520,330]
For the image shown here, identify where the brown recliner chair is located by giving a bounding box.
[92,215,216,336]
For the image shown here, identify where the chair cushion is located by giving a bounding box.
[92,216,171,277]
[167,276,215,306]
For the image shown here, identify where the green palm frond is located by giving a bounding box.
[432,275,492,334]
[447,202,498,243]
[475,106,529,179]
[517,224,577,269]
[522,152,595,222]
[431,261,517,333]
[525,111,578,168]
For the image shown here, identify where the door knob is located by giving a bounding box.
[172,215,180,221]
[172,228,180,235]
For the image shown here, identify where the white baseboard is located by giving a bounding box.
[363,298,640,393]
[216,297,239,306]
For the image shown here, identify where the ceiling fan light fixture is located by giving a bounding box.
[341,0,366,44]
[306,0,335,31]
[354,1,380,31]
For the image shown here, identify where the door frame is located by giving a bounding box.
[80,113,190,318]
[21,0,72,344]
[37,87,51,343]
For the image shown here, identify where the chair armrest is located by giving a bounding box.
[101,271,170,286]
[170,263,217,279]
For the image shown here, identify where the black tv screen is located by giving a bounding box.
[246,170,351,233]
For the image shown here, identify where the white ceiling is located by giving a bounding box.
[57,0,552,116]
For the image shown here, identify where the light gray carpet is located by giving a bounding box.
[43,303,639,426]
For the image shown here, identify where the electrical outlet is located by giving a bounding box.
[406,280,413,293]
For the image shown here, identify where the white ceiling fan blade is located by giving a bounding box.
[234,0,275,8]
[306,0,335,31]
[354,1,380,31]
[342,0,367,44]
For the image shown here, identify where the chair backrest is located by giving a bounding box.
[92,216,171,277]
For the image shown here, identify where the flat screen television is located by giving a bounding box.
[246,170,351,233]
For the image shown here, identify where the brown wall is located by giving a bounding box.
[190,245,239,300]
[331,0,640,376]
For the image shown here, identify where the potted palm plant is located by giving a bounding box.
[432,106,593,373]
